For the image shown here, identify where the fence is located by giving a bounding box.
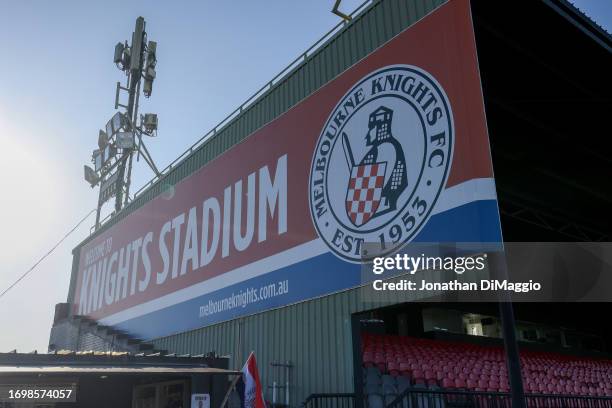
[303,393,359,408]
[387,388,612,408]
[303,390,612,408]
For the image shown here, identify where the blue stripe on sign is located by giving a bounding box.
[114,199,502,339]
[415,199,502,243]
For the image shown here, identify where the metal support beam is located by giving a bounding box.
[351,314,365,408]
[332,0,352,22]
[115,18,145,214]
[490,252,526,408]
[499,199,609,241]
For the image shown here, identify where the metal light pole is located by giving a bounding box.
[115,17,146,214]
[85,16,160,230]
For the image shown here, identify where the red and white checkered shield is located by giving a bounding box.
[345,162,387,227]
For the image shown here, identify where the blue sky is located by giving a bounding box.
[0,0,609,352]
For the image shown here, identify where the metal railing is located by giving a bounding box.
[91,0,376,235]
[302,390,612,408]
[303,393,359,408]
[386,388,612,408]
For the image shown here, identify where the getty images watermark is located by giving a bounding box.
[370,253,542,293]
[359,242,612,303]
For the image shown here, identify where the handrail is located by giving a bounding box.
[90,0,375,236]
[302,393,357,408]
[301,389,612,408]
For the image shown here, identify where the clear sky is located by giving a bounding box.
[0,0,610,353]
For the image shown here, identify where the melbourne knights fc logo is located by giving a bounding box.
[308,65,454,262]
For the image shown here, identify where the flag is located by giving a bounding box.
[239,352,266,408]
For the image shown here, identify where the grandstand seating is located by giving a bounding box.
[362,333,612,399]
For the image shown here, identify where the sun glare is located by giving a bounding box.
[0,114,63,262]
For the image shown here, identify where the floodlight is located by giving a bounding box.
[105,120,113,138]
[111,112,123,134]
[102,144,117,163]
[84,165,99,186]
[116,131,135,149]
[105,112,126,136]
[93,149,103,171]
[93,144,117,171]
[143,113,158,134]
[98,130,109,150]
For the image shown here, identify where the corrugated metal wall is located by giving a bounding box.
[152,289,361,406]
[152,276,453,406]
[72,0,449,403]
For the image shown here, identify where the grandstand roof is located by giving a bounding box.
[472,0,612,240]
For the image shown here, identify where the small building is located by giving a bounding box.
[0,351,239,408]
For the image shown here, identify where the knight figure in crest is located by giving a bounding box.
[342,106,408,227]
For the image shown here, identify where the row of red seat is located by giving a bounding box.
[362,334,612,397]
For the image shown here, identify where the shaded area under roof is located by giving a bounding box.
[472,0,612,241]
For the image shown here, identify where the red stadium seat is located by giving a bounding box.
[412,369,425,385]
[455,378,467,389]
[361,333,612,397]
[387,361,400,376]
[442,378,455,389]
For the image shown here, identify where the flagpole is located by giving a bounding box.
[220,351,256,408]
[219,374,243,408]
[240,351,266,408]
[243,351,254,369]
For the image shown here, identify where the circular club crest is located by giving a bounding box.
[308,65,454,262]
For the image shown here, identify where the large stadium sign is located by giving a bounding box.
[73,0,502,339]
